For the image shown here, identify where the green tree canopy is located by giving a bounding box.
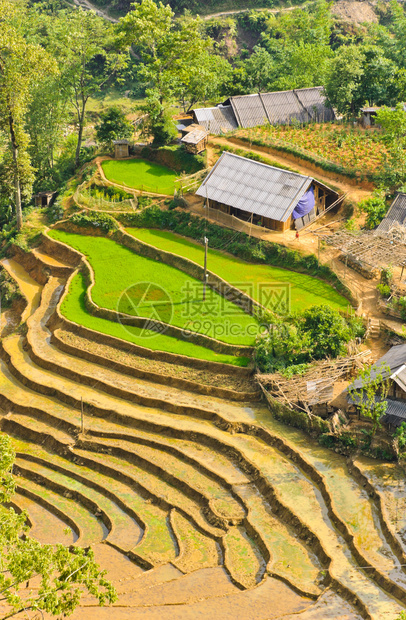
[47,7,128,167]
[95,105,134,148]
[0,434,116,619]
[0,0,57,229]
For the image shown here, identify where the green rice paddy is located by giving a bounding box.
[49,230,259,348]
[102,159,178,194]
[59,272,248,366]
[126,228,349,313]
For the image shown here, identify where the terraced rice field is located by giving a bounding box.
[125,227,349,312]
[0,237,406,619]
[101,158,178,194]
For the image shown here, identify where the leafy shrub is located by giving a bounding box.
[358,191,388,229]
[70,212,118,233]
[394,422,406,450]
[377,283,391,298]
[300,304,352,359]
[381,266,393,286]
[347,315,366,339]
[0,268,22,307]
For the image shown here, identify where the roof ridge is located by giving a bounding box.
[220,151,312,181]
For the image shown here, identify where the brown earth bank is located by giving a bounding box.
[56,329,257,393]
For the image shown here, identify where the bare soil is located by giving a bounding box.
[56,329,257,392]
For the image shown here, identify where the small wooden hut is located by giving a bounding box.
[34,191,56,207]
[113,139,130,159]
[181,126,209,154]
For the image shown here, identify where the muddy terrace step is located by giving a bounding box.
[72,446,226,540]
[117,565,239,607]
[9,428,177,568]
[230,435,406,618]
[78,434,246,525]
[26,288,256,421]
[223,525,265,590]
[170,510,220,574]
[14,450,143,553]
[2,335,255,430]
[12,491,77,546]
[234,483,321,598]
[14,476,106,547]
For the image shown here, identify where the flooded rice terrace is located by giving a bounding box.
[0,255,406,620]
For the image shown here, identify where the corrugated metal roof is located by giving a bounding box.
[196,151,312,222]
[295,87,336,123]
[226,87,335,129]
[383,399,406,426]
[181,128,208,145]
[193,105,238,134]
[350,343,406,391]
[229,93,269,128]
[260,90,303,125]
[377,193,406,232]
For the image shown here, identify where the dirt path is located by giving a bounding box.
[210,137,373,204]
[201,2,315,20]
[72,0,117,22]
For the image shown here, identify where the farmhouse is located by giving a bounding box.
[196,152,339,232]
[193,87,335,133]
[377,192,406,232]
[348,344,406,429]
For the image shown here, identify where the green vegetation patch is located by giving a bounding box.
[223,525,263,589]
[58,271,248,366]
[102,158,178,194]
[126,228,348,313]
[49,230,259,347]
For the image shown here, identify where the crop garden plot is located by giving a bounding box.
[102,158,178,194]
[49,231,260,347]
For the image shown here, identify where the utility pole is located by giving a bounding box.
[81,396,84,435]
[203,236,208,302]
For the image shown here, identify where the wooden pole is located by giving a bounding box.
[203,236,208,302]
[318,236,321,266]
[249,213,253,237]
[81,397,84,434]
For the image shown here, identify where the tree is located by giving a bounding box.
[348,363,391,436]
[0,434,116,618]
[120,0,223,112]
[48,8,128,167]
[301,305,352,359]
[95,105,133,148]
[255,323,312,373]
[324,45,365,117]
[243,46,275,93]
[0,0,57,229]
[26,75,68,192]
[139,92,177,145]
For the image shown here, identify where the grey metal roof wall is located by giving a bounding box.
[193,106,238,134]
[261,90,304,125]
[295,87,335,123]
[350,343,406,391]
[377,193,406,231]
[229,94,269,129]
[196,151,312,222]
